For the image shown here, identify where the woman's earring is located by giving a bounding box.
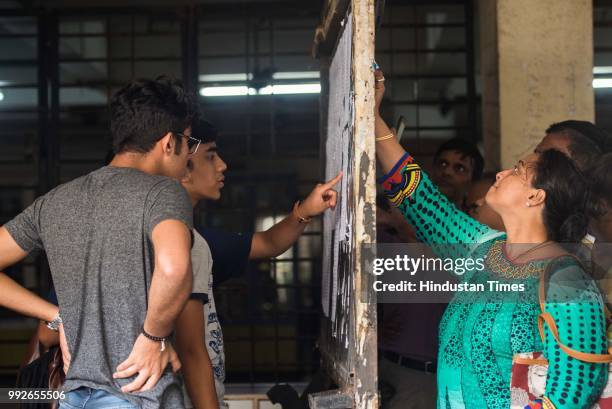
[526,202,531,207]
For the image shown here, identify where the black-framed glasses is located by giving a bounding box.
[174,132,202,154]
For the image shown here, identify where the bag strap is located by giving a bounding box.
[538,254,612,363]
[513,355,548,366]
[538,312,612,363]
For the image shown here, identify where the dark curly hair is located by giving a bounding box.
[110,76,199,154]
[532,149,589,243]
[192,118,218,144]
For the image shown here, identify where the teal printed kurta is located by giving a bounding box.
[379,153,608,409]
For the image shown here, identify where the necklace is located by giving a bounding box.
[505,240,554,263]
[485,240,549,279]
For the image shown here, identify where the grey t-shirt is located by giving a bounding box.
[5,166,193,409]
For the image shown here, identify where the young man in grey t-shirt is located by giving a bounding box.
[0,77,200,409]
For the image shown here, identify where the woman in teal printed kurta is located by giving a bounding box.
[373,71,608,409]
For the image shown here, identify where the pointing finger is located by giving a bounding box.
[323,172,343,189]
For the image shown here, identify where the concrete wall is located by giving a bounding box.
[480,0,594,170]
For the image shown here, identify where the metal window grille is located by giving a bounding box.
[376,0,478,161]
[0,1,483,385]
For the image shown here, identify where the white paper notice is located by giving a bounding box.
[322,14,353,323]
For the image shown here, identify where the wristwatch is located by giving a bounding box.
[46,314,63,332]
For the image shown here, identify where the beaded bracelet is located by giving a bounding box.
[142,327,170,351]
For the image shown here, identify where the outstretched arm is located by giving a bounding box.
[250,173,341,259]
[374,69,499,254]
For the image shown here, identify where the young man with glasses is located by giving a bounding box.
[0,76,199,409]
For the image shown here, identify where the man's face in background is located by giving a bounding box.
[431,149,475,205]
